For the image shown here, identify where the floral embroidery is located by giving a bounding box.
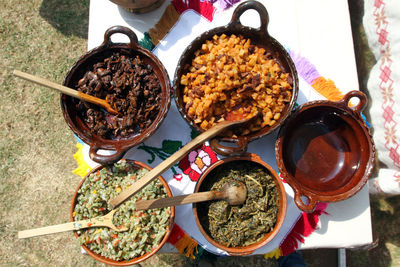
[385,125,397,145]
[374,8,386,28]
[178,144,218,181]
[374,0,400,169]
[381,46,391,65]
[173,173,184,181]
[138,140,183,175]
[382,83,394,103]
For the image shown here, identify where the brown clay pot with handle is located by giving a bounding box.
[192,153,287,256]
[62,26,171,165]
[275,90,375,212]
[109,0,165,13]
[173,1,298,156]
[70,159,175,266]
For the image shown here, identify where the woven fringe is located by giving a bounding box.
[289,50,345,101]
[279,202,328,256]
[289,50,321,85]
[139,32,155,50]
[72,143,92,178]
[312,77,345,102]
[149,4,180,46]
[148,0,216,46]
[214,0,241,10]
[264,247,281,259]
[171,0,215,21]
[167,224,198,259]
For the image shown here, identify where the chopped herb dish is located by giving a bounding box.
[73,160,171,261]
[198,161,278,247]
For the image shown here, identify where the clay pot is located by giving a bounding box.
[109,0,165,13]
[62,26,171,165]
[275,91,375,212]
[192,153,287,255]
[173,1,298,156]
[70,159,175,266]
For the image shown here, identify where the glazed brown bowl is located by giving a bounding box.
[70,159,175,266]
[173,1,298,156]
[193,153,286,255]
[62,26,171,165]
[109,0,165,13]
[275,91,375,212]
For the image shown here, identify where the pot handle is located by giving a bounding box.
[102,26,139,49]
[294,189,317,213]
[89,145,126,165]
[229,1,269,35]
[209,137,248,156]
[338,90,367,115]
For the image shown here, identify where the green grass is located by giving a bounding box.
[0,0,399,266]
[0,0,92,266]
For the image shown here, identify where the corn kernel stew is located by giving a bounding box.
[180,34,293,136]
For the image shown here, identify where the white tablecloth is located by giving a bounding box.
[85,0,373,251]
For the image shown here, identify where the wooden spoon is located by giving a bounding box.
[18,210,127,239]
[135,182,247,211]
[109,112,259,208]
[13,70,119,115]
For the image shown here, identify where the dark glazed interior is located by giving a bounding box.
[282,106,367,194]
[61,26,171,164]
[276,90,375,212]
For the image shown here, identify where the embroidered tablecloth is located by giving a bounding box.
[76,0,373,258]
[363,0,400,196]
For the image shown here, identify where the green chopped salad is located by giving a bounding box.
[73,160,171,261]
[199,161,278,247]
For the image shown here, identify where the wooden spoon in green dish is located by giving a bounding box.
[18,209,127,239]
[134,182,247,211]
[109,111,260,208]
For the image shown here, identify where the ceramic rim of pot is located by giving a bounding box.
[275,90,376,212]
[62,26,171,165]
[109,0,165,13]
[69,159,175,266]
[192,153,287,256]
[173,1,298,156]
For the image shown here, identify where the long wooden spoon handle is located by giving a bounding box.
[13,70,118,115]
[18,221,84,239]
[18,210,121,239]
[135,191,224,210]
[109,119,243,208]
[14,70,82,98]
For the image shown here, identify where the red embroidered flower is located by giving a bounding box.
[178,144,218,181]
[173,174,184,181]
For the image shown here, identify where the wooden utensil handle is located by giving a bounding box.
[18,221,79,239]
[13,70,80,98]
[135,191,224,210]
[13,70,116,114]
[109,120,239,208]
